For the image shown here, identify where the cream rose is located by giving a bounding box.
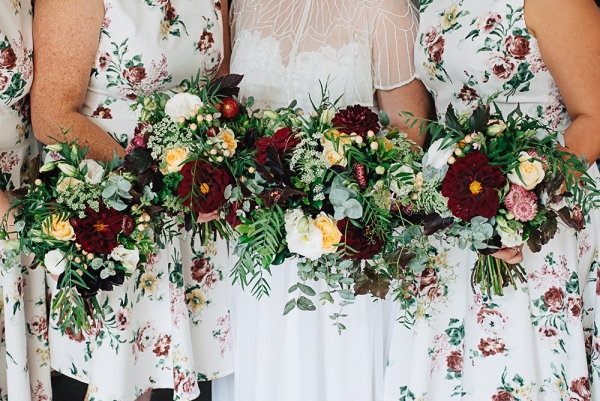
[321,129,351,167]
[217,128,238,155]
[79,159,104,184]
[314,213,342,254]
[322,142,347,167]
[161,147,190,174]
[507,151,545,190]
[424,138,457,170]
[164,93,203,123]
[56,177,83,192]
[44,249,67,276]
[390,164,415,197]
[109,245,140,273]
[43,215,76,241]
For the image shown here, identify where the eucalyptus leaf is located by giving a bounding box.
[320,291,334,304]
[342,199,363,219]
[298,283,316,296]
[283,299,296,315]
[329,188,349,206]
[296,296,316,311]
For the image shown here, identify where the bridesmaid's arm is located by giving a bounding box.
[376,79,435,148]
[525,0,600,165]
[31,0,126,162]
[214,0,231,78]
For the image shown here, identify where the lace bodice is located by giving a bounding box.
[230,0,419,111]
[415,0,569,130]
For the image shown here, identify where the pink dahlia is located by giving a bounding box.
[504,184,538,222]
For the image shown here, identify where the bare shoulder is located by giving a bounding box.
[32,0,105,118]
[35,0,105,27]
[525,0,600,37]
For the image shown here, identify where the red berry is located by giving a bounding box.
[221,98,239,119]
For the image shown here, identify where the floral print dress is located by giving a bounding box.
[384,1,600,400]
[47,1,233,400]
[0,1,51,400]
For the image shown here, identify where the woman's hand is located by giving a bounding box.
[491,245,524,265]
[197,211,219,224]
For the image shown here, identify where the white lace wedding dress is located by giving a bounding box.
[213,1,418,400]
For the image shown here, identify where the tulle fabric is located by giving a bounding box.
[230,0,419,110]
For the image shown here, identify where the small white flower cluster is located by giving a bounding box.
[146,118,194,159]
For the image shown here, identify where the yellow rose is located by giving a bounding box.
[161,147,190,174]
[217,128,238,155]
[321,129,351,167]
[314,213,342,254]
[323,143,347,167]
[43,215,76,241]
[507,151,545,190]
[56,177,83,193]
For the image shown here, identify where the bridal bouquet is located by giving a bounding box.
[0,139,162,333]
[124,73,245,242]
[419,103,596,297]
[229,93,435,326]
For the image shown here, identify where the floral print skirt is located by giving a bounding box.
[48,237,233,401]
[384,166,600,401]
[0,254,51,401]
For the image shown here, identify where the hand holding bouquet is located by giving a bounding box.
[419,103,598,297]
[0,139,162,333]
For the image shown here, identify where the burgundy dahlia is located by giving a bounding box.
[441,151,505,222]
[331,105,380,137]
[337,218,384,260]
[122,215,135,236]
[255,127,300,165]
[71,204,123,254]
[177,159,233,214]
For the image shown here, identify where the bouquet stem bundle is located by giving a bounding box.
[472,255,526,297]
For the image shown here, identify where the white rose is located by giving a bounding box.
[109,245,140,273]
[44,249,67,276]
[79,159,104,184]
[164,93,203,123]
[390,164,415,197]
[507,151,545,190]
[496,217,525,247]
[56,177,83,192]
[286,219,324,260]
[424,138,457,170]
[284,209,307,233]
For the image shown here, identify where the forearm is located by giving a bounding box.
[377,79,435,148]
[0,191,15,236]
[32,110,125,162]
[563,114,600,167]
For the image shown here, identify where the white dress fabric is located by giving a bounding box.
[0,1,51,399]
[222,1,418,400]
[384,0,600,400]
[47,1,233,400]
